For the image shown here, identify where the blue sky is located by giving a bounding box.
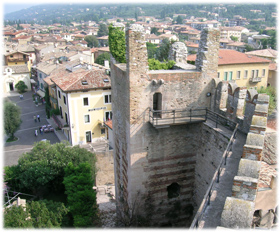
[3,4,40,14]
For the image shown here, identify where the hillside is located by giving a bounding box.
[4,3,277,27]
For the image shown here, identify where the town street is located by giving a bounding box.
[4,91,60,166]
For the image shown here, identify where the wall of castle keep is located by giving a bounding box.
[194,123,229,206]
[111,25,222,226]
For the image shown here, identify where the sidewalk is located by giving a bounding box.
[46,117,68,142]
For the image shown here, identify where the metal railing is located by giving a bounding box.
[149,107,237,130]
[149,107,207,127]
[206,109,237,130]
[190,122,239,229]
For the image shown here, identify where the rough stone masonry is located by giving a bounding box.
[110,25,222,227]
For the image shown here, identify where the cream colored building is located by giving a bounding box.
[3,65,31,93]
[217,49,270,89]
[220,26,249,42]
[187,49,270,89]
[49,63,111,145]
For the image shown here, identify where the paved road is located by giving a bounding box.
[4,91,60,166]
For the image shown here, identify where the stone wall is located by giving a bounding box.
[111,25,222,226]
[194,123,230,206]
[220,94,271,229]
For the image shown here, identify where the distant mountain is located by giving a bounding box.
[4,3,277,27]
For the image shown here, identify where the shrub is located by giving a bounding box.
[257,86,277,115]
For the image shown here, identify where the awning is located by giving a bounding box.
[30,79,36,84]
[36,90,45,98]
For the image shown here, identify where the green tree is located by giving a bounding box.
[176,15,183,24]
[151,27,160,35]
[4,205,33,228]
[146,42,158,59]
[63,162,98,227]
[15,80,28,93]
[230,35,238,42]
[148,58,175,70]
[97,23,109,37]
[28,200,68,228]
[108,24,126,63]
[4,101,22,140]
[4,141,96,196]
[95,52,110,66]
[84,35,99,48]
[156,38,171,61]
[4,200,68,228]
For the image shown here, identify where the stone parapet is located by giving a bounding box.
[237,159,261,178]
[220,197,255,228]
[232,176,258,201]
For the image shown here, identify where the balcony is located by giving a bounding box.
[149,108,237,130]
[249,77,262,83]
[149,108,207,129]
[7,58,29,63]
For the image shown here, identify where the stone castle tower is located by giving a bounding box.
[110,25,222,226]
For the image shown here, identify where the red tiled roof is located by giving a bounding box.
[104,120,113,129]
[218,49,270,65]
[186,49,270,65]
[51,68,111,92]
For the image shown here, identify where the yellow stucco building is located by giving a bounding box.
[217,49,270,89]
[187,49,270,89]
[45,62,111,145]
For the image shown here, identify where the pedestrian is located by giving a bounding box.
[34,115,37,122]
[20,95,23,100]
[40,127,43,135]
[37,114,40,122]
[35,130,38,137]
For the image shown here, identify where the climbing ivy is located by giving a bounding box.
[108,24,126,63]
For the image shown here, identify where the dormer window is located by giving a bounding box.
[82,80,88,85]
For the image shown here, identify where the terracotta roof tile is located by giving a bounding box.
[218,49,270,65]
[186,49,270,65]
[51,66,111,92]
[104,120,113,129]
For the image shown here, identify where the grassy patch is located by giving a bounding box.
[6,137,18,142]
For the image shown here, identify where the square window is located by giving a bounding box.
[84,115,90,123]
[104,94,111,104]
[83,97,89,106]
[101,128,105,134]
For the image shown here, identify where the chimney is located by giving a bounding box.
[104,60,109,68]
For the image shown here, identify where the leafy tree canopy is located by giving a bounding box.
[4,141,96,196]
[15,80,28,93]
[63,162,98,227]
[148,58,175,70]
[95,52,110,66]
[108,24,126,63]
[4,101,22,139]
[84,35,99,48]
[4,200,68,228]
[97,23,109,37]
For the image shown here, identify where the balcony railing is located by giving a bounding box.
[149,108,237,130]
[7,58,29,63]
[249,77,262,83]
[149,108,207,128]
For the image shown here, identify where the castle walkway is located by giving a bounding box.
[190,120,247,228]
